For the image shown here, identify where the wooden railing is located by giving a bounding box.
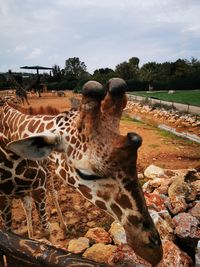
[0,230,107,267]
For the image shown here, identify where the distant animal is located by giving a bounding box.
[7,71,29,105]
[57,90,65,97]
[70,97,80,110]
[168,90,175,94]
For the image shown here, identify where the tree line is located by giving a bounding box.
[49,56,200,91]
[1,56,200,91]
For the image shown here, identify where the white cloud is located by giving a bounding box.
[26,48,43,59]
[57,0,120,7]
[0,0,9,16]
[15,44,27,52]
[0,0,200,72]
[182,25,200,37]
[47,54,59,62]
[74,34,81,40]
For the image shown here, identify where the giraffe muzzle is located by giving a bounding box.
[124,224,163,265]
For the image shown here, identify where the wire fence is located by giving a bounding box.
[127,94,200,115]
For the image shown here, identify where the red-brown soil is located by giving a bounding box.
[1,92,200,248]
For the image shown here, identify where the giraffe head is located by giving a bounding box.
[7,78,162,265]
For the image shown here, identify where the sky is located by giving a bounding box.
[0,0,200,74]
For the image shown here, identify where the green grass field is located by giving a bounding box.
[129,90,200,106]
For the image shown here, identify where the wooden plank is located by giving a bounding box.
[6,256,38,267]
[0,230,108,267]
[6,256,21,267]
[0,253,5,267]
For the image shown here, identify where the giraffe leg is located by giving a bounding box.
[32,189,50,239]
[0,196,12,231]
[21,195,33,238]
[48,176,68,235]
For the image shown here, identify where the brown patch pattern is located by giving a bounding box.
[78,184,92,200]
[110,203,123,221]
[95,200,107,210]
[116,194,132,209]
[128,215,142,226]
[68,176,76,185]
[97,190,110,201]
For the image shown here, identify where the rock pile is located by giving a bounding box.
[67,223,151,266]
[143,165,200,266]
[126,101,200,129]
[65,165,199,266]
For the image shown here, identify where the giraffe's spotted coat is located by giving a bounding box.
[0,78,162,265]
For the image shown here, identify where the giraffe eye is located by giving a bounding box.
[76,169,103,180]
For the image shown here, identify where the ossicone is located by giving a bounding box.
[127,132,142,149]
[107,78,127,96]
[82,81,106,100]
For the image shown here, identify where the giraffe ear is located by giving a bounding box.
[7,134,63,160]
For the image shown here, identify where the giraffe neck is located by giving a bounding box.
[1,104,84,181]
[1,104,78,142]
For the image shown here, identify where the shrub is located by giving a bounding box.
[47,80,78,91]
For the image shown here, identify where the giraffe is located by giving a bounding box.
[7,71,29,105]
[0,78,163,265]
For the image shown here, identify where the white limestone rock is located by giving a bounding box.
[68,237,90,254]
[109,221,127,246]
[144,165,165,179]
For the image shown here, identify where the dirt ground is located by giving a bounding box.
[1,91,200,248]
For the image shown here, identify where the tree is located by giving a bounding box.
[139,62,160,82]
[92,68,116,84]
[158,62,173,80]
[52,64,62,82]
[115,57,140,80]
[129,57,140,69]
[171,59,191,78]
[64,57,87,80]
[188,57,200,75]
[116,61,137,80]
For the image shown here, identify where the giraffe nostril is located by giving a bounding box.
[142,220,151,230]
[149,232,162,248]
